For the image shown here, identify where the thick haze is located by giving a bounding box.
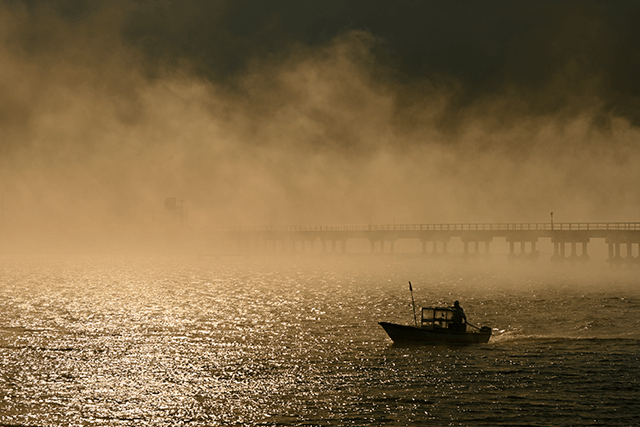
[1,0,640,250]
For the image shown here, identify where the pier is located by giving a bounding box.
[223,222,640,265]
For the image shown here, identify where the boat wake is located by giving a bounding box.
[488,330,640,344]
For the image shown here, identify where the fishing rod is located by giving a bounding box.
[408,281,417,327]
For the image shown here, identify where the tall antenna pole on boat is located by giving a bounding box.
[409,281,417,327]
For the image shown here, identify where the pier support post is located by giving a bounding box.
[553,241,560,263]
[483,240,491,260]
[530,241,538,261]
[580,241,589,261]
[506,237,539,262]
[608,242,614,264]
[606,239,624,266]
[569,242,578,263]
[463,241,470,260]
[508,241,516,261]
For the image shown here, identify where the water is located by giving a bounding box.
[1,254,639,426]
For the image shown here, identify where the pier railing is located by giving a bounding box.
[223,222,640,232]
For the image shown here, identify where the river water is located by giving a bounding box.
[1,254,639,426]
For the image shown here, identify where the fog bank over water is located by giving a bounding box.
[1,1,639,252]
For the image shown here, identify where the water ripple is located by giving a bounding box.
[1,255,639,425]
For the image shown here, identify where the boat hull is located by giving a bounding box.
[379,322,491,344]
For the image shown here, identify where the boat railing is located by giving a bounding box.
[421,307,455,329]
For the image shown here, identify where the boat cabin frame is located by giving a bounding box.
[420,307,466,331]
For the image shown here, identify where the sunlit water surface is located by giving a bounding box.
[1,255,639,426]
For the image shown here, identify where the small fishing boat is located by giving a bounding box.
[379,306,492,344]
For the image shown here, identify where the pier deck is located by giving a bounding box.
[222,222,640,264]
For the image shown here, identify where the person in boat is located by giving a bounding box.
[450,300,467,332]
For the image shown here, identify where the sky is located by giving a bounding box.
[1,0,640,250]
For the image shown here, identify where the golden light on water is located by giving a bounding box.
[1,255,640,424]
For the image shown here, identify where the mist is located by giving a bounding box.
[1,0,640,252]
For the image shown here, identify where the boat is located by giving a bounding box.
[379,306,492,344]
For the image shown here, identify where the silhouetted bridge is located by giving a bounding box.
[223,222,640,264]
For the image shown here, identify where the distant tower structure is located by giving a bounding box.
[164,197,184,225]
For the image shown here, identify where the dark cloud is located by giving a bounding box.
[5,0,640,125]
[117,0,640,124]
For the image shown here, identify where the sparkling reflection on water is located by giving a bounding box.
[1,254,639,426]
